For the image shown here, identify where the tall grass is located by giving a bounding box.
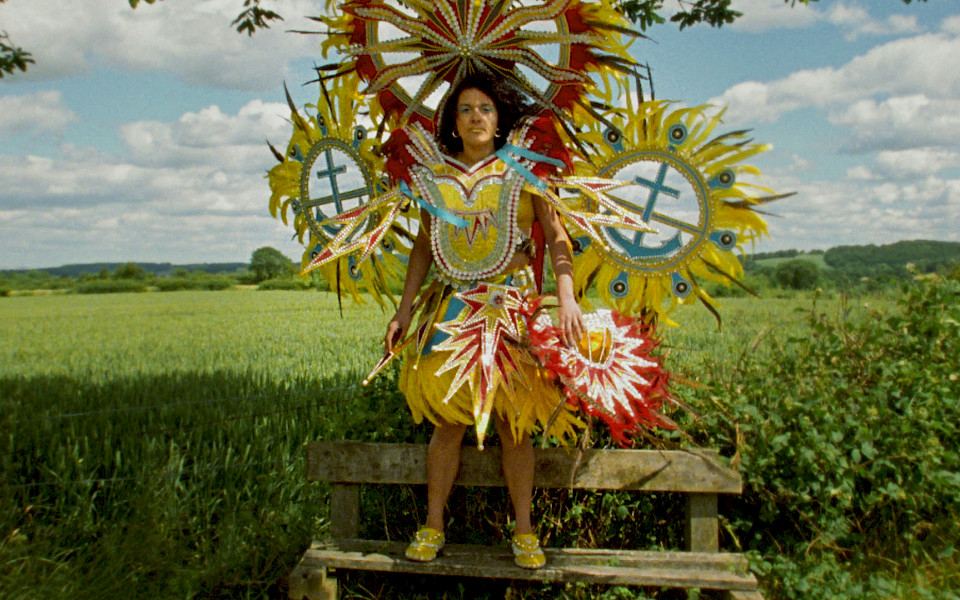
[4,287,933,600]
[1,290,404,600]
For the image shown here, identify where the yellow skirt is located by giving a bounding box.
[398,270,582,446]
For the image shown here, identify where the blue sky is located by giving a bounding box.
[2,0,958,269]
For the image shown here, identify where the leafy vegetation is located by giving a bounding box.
[824,240,960,280]
[0,29,33,78]
[738,241,960,294]
[772,258,821,290]
[3,272,957,598]
[682,277,960,599]
[249,246,296,283]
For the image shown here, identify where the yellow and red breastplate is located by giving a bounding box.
[409,155,536,282]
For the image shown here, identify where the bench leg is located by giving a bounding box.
[289,565,338,600]
[686,493,719,552]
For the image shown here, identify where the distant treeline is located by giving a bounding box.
[823,240,960,274]
[2,262,247,279]
[5,241,960,297]
[0,248,312,295]
[728,239,960,294]
[749,249,825,261]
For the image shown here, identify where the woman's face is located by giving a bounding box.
[455,87,499,150]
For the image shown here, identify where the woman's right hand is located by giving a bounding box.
[384,311,411,355]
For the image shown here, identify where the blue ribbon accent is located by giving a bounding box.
[498,143,566,168]
[422,295,466,355]
[495,144,567,191]
[399,180,469,228]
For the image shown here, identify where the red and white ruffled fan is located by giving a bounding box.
[527,303,672,445]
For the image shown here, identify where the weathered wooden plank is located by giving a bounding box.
[295,540,759,591]
[329,483,360,539]
[686,493,719,552]
[306,442,741,494]
[727,591,765,600]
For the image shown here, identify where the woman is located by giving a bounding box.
[382,72,587,570]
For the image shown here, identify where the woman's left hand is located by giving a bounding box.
[557,301,586,348]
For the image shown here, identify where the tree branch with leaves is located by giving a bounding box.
[0,0,928,77]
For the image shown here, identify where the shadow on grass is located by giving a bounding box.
[2,368,688,600]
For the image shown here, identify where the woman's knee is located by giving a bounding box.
[431,421,467,447]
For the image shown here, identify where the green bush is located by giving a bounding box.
[685,277,960,599]
[773,258,821,290]
[154,276,235,292]
[76,279,147,294]
[257,277,311,291]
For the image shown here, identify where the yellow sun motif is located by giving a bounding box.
[569,97,786,324]
[267,71,413,308]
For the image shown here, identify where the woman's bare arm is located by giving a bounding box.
[384,209,433,353]
[532,195,586,347]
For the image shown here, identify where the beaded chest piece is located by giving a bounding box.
[417,157,526,282]
[400,123,534,284]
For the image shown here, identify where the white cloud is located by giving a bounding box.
[941,15,960,35]
[710,32,960,125]
[0,91,77,137]
[0,99,304,268]
[0,147,298,267]
[729,0,918,37]
[874,148,960,179]
[729,0,820,32]
[846,165,877,181]
[119,100,290,170]
[829,95,960,153]
[759,174,960,250]
[3,0,320,89]
[825,4,919,40]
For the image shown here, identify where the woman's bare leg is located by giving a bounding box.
[494,416,535,535]
[425,421,468,531]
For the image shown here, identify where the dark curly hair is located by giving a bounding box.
[436,72,533,155]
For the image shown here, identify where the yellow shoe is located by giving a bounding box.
[511,533,546,570]
[405,526,444,562]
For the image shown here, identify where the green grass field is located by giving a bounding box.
[4,287,947,600]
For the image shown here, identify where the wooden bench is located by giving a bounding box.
[288,441,763,600]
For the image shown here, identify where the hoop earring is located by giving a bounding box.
[452,130,459,138]
[495,128,502,137]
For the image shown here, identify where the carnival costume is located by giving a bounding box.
[266,0,788,446]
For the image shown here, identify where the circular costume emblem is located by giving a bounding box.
[295,136,377,241]
[598,151,711,274]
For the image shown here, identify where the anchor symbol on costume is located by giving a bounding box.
[608,162,683,259]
